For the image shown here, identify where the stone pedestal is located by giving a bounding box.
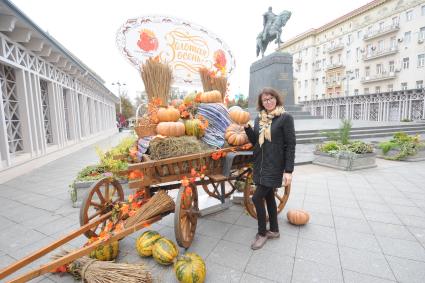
[247,52,320,119]
[248,52,294,108]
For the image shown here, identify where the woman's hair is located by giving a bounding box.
[257,87,284,111]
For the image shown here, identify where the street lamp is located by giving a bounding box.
[112,81,126,113]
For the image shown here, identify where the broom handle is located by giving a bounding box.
[4,215,162,283]
[0,211,112,281]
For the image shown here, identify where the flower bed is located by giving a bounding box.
[377,132,425,161]
[313,140,376,171]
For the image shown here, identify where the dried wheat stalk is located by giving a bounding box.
[141,58,172,105]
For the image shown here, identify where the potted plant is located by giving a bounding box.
[377,132,425,161]
[313,119,376,171]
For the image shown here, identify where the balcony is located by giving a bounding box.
[363,23,400,41]
[326,81,342,88]
[361,72,397,83]
[326,62,345,70]
[327,43,344,53]
[362,46,398,61]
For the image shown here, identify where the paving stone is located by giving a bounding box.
[376,236,425,261]
[185,233,220,259]
[262,233,298,258]
[398,214,425,229]
[0,253,16,270]
[292,258,343,283]
[207,240,252,272]
[307,211,334,227]
[203,207,243,224]
[334,216,373,234]
[234,213,257,229]
[203,261,242,283]
[339,246,395,280]
[332,206,365,219]
[239,273,275,283]
[196,219,232,239]
[407,226,425,245]
[296,238,340,266]
[245,249,293,283]
[358,201,393,213]
[383,196,416,207]
[343,269,396,283]
[337,230,381,253]
[363,209,402,225]
[222,224,257,247]
[34,216,77,236]
[0,225,46,254]
[386,255,425,283]
[370,221,417,241]
[298,223,337,244]
[303,201,332,214]
[330,198,359,209]
[389,204,425,217]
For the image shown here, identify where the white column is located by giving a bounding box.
[15,70,34,155]
[0,78,11,167]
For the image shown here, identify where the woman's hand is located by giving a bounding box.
[283,173,292,187]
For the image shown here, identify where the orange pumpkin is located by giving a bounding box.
[225,124,249,146]
[156,122,185,137]
[200,90,222,103]
[229,109,250,125]
[287,209,310,225]
[157,106,180,122]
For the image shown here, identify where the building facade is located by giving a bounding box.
[280,0,425,120]
[0,0,119,177]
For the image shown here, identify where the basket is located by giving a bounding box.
[135,121,157,138]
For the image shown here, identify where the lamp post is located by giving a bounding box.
[112,81,126,114]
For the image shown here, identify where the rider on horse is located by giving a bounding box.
[263,7,277,41]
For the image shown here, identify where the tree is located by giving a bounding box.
[115,93,135,119]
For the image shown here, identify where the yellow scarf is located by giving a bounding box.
[258,106,285,146]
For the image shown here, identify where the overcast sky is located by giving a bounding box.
[11,0,371,101]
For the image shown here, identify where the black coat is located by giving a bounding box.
[245,112,296,188]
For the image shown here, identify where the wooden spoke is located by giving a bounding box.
[174,184,198,248]
[243,169,291,220]
[79,178,124,238]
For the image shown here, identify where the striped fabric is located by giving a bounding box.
[198,103,231,148]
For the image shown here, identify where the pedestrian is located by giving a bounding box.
[244,87,296,250]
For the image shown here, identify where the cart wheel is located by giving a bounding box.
[201,175,236,200]
[174,184,198,249]
[79,177,124,238]
[243,169,291,220]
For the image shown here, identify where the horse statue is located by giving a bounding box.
[256,10,292,57]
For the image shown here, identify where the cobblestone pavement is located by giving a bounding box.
[1,131,425,282]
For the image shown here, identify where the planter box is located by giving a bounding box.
[313,151,377,171]
[376,147,425,161]
[70,179,127,207]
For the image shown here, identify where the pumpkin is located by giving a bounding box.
[136,230,162,257]
[174,252,206,283]
[89,241,119,261]
[157,106,180,122]
[152,238,179,265]
[183,92,197,104]
[225,124,249,146]
[184,119,205,138]
[156,122,186,137]
[199,90,222,103]
[229,109,250,125]
[287,209,310,225]
[171,99,183,107]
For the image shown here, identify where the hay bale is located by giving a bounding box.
[149,136,204,160]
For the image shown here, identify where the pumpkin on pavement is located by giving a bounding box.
[174,252,206,283]
[287,209,310,225]
[136,230,162,257]
[89,241,119,261]
[152,237,179,265]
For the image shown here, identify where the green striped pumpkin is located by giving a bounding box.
[135,230,162,257]
[174,252,206,283]
[152,238,179,265]
[89,241,119,261]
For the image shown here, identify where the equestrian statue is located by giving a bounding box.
[256,7,292,57]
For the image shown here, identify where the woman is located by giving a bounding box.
[244,87,296,250]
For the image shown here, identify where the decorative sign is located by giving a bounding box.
[116,15,236,86]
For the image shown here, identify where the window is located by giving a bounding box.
[418,54,425,67]
[354,89,359,96]
[338,54,341,63]
[389,61,395,72]
[365,66,370,77]
[404,31,411,43]
[297,81,301,89]
[376,64,383,74]
[356,47,361,60]
[406,10,413,21]
[357,30,362,39]
[417,80,424,89]
[304,80,308,87]
[346,50,351,59]
[401,82,408,90]
[364,88,369,94]
[347,34,352,45]
[403,57,410,69]
[367,44,373,55]
[375,86,381,94]
[322,76,325,83]
[419,27,425,40]
[316,78,319,85]
[379,22,384,30]
[316,47,320,56]
[392,16,399,26]
[305,63,308,71]
[355,68,359,78]
[322,58,326,67]
[387,84,393,92]
[378,40,384,51]
[330,56,333,64]
[422,5,425,16]
[390,36,397,49]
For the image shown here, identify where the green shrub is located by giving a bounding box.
[379,132,424,160]
[346,141,374,154]
[322,119,352,145]
[317,141,341,153]
[378,141,398,154]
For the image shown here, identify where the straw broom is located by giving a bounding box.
[125,190,175,228]
[141,58,172,105]
[52,249,152,283]
[199,68,227,99]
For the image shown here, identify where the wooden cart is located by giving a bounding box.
[0,147,291,283]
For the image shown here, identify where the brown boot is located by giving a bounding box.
[266,230,280,239]
[251,234,268,250]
